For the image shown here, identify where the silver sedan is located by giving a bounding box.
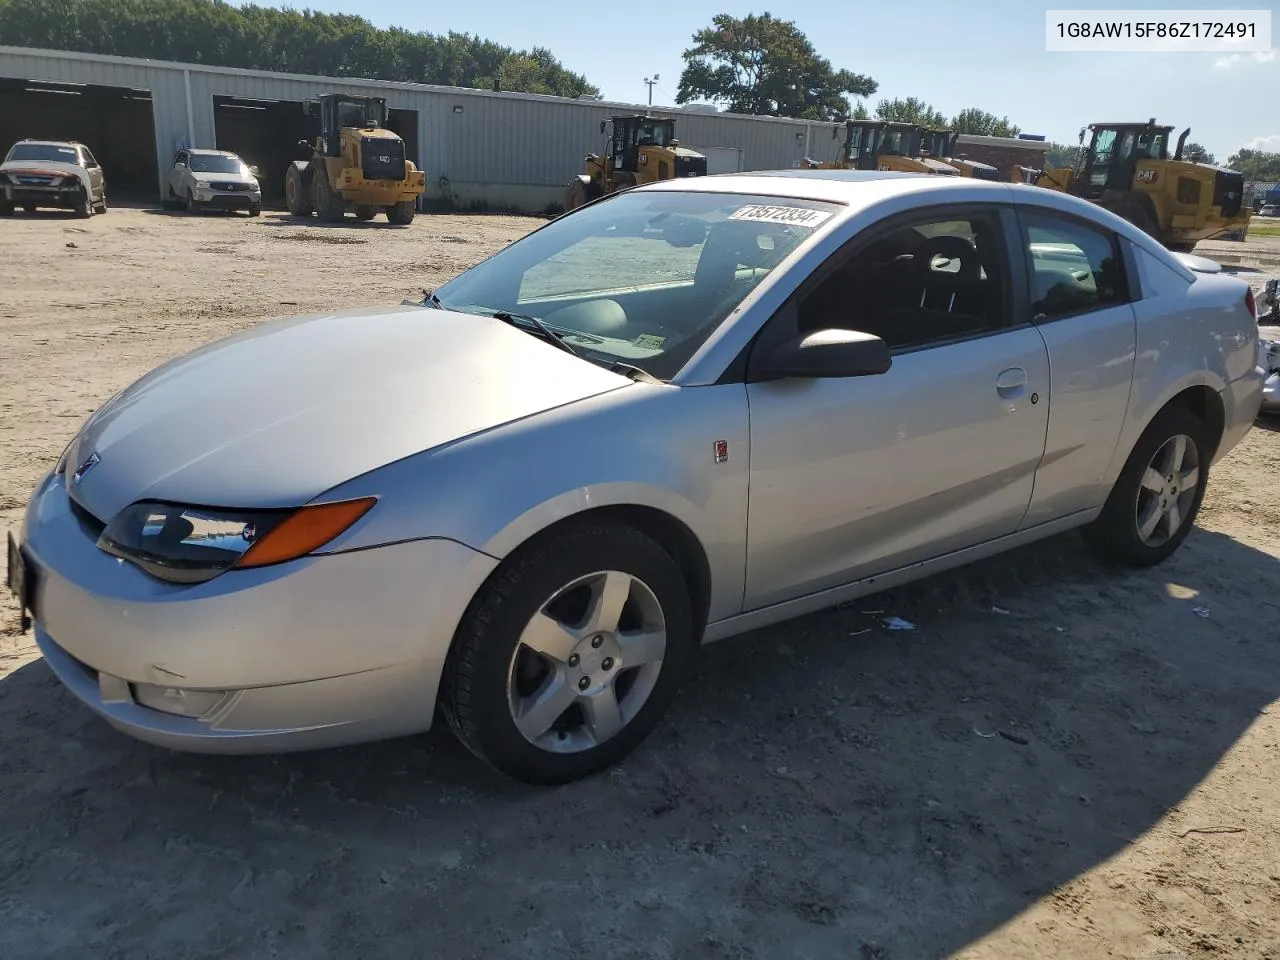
[8,171,1265,784]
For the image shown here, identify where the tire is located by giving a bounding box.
[1114,196,1159,241]
[93,192,107,215]
[284,164,312,217]
[0,200,12,216]
[247,204,261,217]
[564,179,587,212]
[74,186,92,219]
[311,165,346,223]
[23,203,37,213]
[1081,405,1211,567]
[354,204,378,221]
[386,199,415,225]
[442,519,695,785]
[186,190,202,214]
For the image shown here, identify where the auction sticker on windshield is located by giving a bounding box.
[728,204,834,228]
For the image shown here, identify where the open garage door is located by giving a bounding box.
[0,78,158,197]
[213,96,420,204]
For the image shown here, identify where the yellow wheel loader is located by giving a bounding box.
[284,95,426,225]
[564,115,708,212]
[920,129,1000,180]
[1010,120,1249,250]
[798,121,960,176]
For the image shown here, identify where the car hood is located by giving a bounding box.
[63,305,630,521]
[1,160,84,179]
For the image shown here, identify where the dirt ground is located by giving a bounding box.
[2,206,1279,960]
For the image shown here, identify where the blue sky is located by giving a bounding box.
[266,0,1277,160]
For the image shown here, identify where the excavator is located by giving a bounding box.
[564,115,708,212]
[797,120,959,176]
[1010,120,1249,250]
[919,129,1001,180]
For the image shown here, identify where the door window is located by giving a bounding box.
[794,211,1009,351]
[1020,210,1128,320]
[80,147,99,168]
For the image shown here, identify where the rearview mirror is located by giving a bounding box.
[660,215,707,248]
[754,329,891,380]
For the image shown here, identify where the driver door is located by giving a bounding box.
[743,205,1051,610]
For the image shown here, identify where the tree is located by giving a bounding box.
[1224,149,1280,179]
[1180,142,1215,164]
[1045,142,1083,169]
[951,108,1020,138]
[851,100,870,121]
[676,12,877,120]
[874,97,945,128]
[0,0,599,97]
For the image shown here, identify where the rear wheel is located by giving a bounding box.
[386,199,416,225]
[354,204,378,221]
[442,519,695,784]
[284,164,312,217]
[0,200,12,216]
[311,165,346,223]
[1082,405,1210,567]
[22,203,37,213]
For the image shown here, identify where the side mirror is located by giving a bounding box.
[600,120,607,134]
[247,165,262,178]
[174,161,185,168]
[754,329,891,380]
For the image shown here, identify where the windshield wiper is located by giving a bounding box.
[487,309,582,358]
[608,361,663,384]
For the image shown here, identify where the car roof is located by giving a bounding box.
[14,139,81,149]
[186,148,239,157]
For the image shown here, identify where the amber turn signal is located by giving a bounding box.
[236,497,376,569]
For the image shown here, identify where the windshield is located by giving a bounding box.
[434,191,841,380]
[338,100,385,128]
[6,143,78,163]
[189,154,246,174]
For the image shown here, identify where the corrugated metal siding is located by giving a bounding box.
[0,46,865,204]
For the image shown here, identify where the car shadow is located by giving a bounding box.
[1,526,1278,958]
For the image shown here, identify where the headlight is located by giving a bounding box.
[96,497,376,584]
[62,175,79,187]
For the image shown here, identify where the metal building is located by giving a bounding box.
[0,45,1046,212]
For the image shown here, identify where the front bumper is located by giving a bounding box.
[196,191,260,209]
[4,185,81,206]
[337,168,425,204]
[18,471,497,753]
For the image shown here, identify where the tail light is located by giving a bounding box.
[1245,287,1257,320]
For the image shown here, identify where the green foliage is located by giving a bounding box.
[0,0,598,97]
[1224,149,1280,179]
[874,97,944,128]
[950,107,1020,138]
[676,12,876,120]
[1046,142,1083,169]
[850,100,870,121]
[1181,142,1214,165]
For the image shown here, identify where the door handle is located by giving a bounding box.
[996,367,1028,399]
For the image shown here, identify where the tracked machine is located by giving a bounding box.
[798,121,960,176]
[285,94,425,225]
[919,129,1000,180]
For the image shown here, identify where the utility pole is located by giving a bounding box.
[643,74,659,107]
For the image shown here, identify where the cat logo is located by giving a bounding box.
[1137,169,1159,183]
[377,155,391,163]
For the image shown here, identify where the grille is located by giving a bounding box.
[66,486,106,538]
[675,154,708,178]
[361,137,406,182]
[1213,170,1244,217]
[1177,178,1202,205]
[15,175,56,185]
[210,181,251,192]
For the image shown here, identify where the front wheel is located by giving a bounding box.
[186,191,202,214]
[0,200,12,216]
[442,519,694,784]
[74,186,92,218]
[1082,405,1211,566]
[247,203,261,217]
[386,199,416,225]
